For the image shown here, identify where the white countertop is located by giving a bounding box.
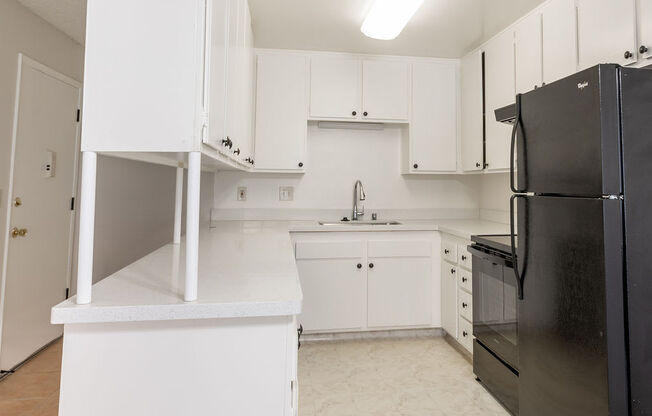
[52,218,509,325]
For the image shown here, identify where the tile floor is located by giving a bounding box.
[298,336,509,416]
[0,339,61,416]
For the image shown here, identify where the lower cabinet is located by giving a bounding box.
[441,262,458,338]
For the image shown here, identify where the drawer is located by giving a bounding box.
[459,268,472,293]
[459,289,473,322]
[457,243,472,270]
[442,240,457,263]
[295,241,364,260]
[458,316,473,353]
[368,240,431,258]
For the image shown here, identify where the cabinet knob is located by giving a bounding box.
[640,45,649,54]
[413,163,418,169]
[624,50,633,59]
[484,163,489,168]
[234,148,240,155]
[463,331,468,337]
[444,249,449,254]
[451,268,456,274]
[461,255,467,261]
[369,263,374,269]
[363,111,368,117]
[462,302,468,308]
[462,277,468,283]
[298,162,304,168]
[357,263,362,269]
[475,162,481,168]
[352,111,357,116]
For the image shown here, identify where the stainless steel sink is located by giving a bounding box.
[319,220,402,226]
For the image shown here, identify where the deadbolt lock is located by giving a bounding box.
[10,227,27,238]
[13,197,22,207]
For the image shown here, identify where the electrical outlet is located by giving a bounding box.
[279,186,294,201]
[237,187,247,201]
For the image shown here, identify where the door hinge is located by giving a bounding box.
[70,197,75,211]
[76,109,80,122]
[65,288,70,299]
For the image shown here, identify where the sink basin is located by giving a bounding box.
[319,220,402,226]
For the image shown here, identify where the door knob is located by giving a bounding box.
[624,50,633,59]
[640,45,649,54]
[13,197,22,207]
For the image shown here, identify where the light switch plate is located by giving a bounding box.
[237,187,247,201]
[279,186,294,201]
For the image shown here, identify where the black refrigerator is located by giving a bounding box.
[509,64,652,416]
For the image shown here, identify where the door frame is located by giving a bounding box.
[0,54,82,354]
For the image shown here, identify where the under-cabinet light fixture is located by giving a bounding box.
[361,0,424,40]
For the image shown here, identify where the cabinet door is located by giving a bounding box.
[484,30,515,171]
[224,0,241,149]
[515,12,543,94]
[637,0,652,60]
[541,0,578,84]
[460,50,484,172]
[362,60,410,121]
[367,257,432,328]
[205,0,228,148]
[309,57,360,119]
[577,0,638,69]
[254,54,308,171]
[239,1,255,162]
[409,62,457,172]
[441,262,458,338]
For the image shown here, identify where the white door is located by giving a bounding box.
[224,0,242,149]
[541,0,578,84]
[1,56,81,370]
[484,29,515,171]
[367,257,432,328]
[515,12,543,94]
[409,62,457,173]
[361,60,410,121]
[637,0,652,61]
[441,262,458,338]
[460,50,484,172]
[309,57,360,119]
[577,0,638,68]
[254,53,308,171]
[206,0,229,149]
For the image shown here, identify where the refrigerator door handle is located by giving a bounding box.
[510,194,527,299]
[510,94,527,193]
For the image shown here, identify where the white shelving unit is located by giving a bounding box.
[76,0,256,304]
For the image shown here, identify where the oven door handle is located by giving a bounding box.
[467,246,510,266]
[511,194,528,300]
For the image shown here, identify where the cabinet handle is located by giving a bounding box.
[357,263,362,269]
[298,162,304,168]
[476,162,481,168]
[363,111,368,117]
[352,111,357,116]
[462,277,467,283]
[484,163,489,168]
[624,50,633,59]
[462,302,468,308]
[234,148,240,155]
[413,163,419,169]
[640,45,649,54]
[369,263,374,269]
[451,268,456,274]
[444,249,449,254]
[463,331,468,337]
[461,255,467,261]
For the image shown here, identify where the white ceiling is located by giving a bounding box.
[15,0,546,58]
[249,0,546,58]
[17,0,86,44]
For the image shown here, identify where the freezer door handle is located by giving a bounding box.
[510,194,528,299]
[510,94,527,193]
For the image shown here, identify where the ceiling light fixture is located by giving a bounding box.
[361,0,424,40]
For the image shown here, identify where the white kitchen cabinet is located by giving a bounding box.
[460,50,484,172]
[224,0,241,152]
[407,62,457,173]
[484,29,516,171]
[367,241,432,328]
[515,11,543,94]
[441,262,458,338]
[458,315,473,352]
[254,53,308,171]
[541,0,578,84]
[295,241,365,332]
[309,57,361,119]
[637,0,652,61]
[205,0,228,149]
[459,289,473,322]
[362,60,410,121]
[577,0,638,69]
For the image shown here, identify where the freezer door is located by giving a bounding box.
[620,66,652,415]
[516,196,628,416]
[515,65,622,196]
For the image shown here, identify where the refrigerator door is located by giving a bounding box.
[517,196,628,416]
[515,65,622,196]
[620,67,652,415]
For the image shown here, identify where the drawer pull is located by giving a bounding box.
[451,268,456,274]
[444,249,450,254]
[461,255,467,261]
[462,302,468,308]
[357,263,362,269]
[463,331,468,337]
[462,277,467,283]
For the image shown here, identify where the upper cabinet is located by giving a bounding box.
[638,0,652,61]
[408,61,458,173]
[515,11,543,94]
[484,29,515,171]
[361,60,410,121]
[309,57,409,122]
[460,51,484,172]
[541,0,577,84]
[577,0,638,69]
[309,57,361,119]
[254,53,309,172]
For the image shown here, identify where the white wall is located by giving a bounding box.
[479,173,511,224]
[214,123,482,219]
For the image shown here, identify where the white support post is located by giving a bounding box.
[76,151,97,305]
[173,163,184,245]
[185,152,201,302]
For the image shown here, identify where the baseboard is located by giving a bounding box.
[301,327,444,343]
[444,332,473,364]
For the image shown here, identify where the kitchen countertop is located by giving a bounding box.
[51,218,509,325]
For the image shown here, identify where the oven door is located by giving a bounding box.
[469,246,518,370]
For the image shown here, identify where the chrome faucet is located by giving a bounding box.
[352,180,366,221]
